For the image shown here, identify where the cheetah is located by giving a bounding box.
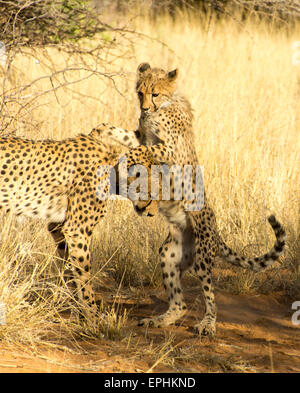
[96,63,286,337]
[0,128,158,325]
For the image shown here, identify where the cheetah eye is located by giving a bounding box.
[138,91,143,97]
[152,93,159,97]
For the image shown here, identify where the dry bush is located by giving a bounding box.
[95,0,300,25]
[0,0,102,46]
[0,0,140,135]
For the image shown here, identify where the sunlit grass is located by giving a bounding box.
[0,10,299,350]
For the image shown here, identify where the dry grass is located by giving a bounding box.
[0,9,299,362]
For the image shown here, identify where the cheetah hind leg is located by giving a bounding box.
[192,252,217,338]
[138,233,188,328]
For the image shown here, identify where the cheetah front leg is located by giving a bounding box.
[125,143,175,167]
[139,229,189,328]
[91,123,141,149]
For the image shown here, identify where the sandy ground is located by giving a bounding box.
[0,283,299,373]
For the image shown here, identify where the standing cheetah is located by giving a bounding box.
[0,129,157,325]
[96,63,286,336]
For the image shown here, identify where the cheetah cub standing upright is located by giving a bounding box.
[96,63,286,337]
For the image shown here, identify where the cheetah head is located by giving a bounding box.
[136,63,178,114]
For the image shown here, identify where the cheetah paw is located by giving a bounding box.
[194,319,216,338]
[138,317,163,328]
[138,308,187,328]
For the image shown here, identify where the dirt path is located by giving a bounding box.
[0,288,299,373]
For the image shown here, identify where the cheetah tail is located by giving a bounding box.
[219,215,286,272]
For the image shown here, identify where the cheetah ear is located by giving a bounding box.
[137,63,151,75]
[167,69,178,82]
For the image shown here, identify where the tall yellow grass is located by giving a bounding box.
[0,11,299,347]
